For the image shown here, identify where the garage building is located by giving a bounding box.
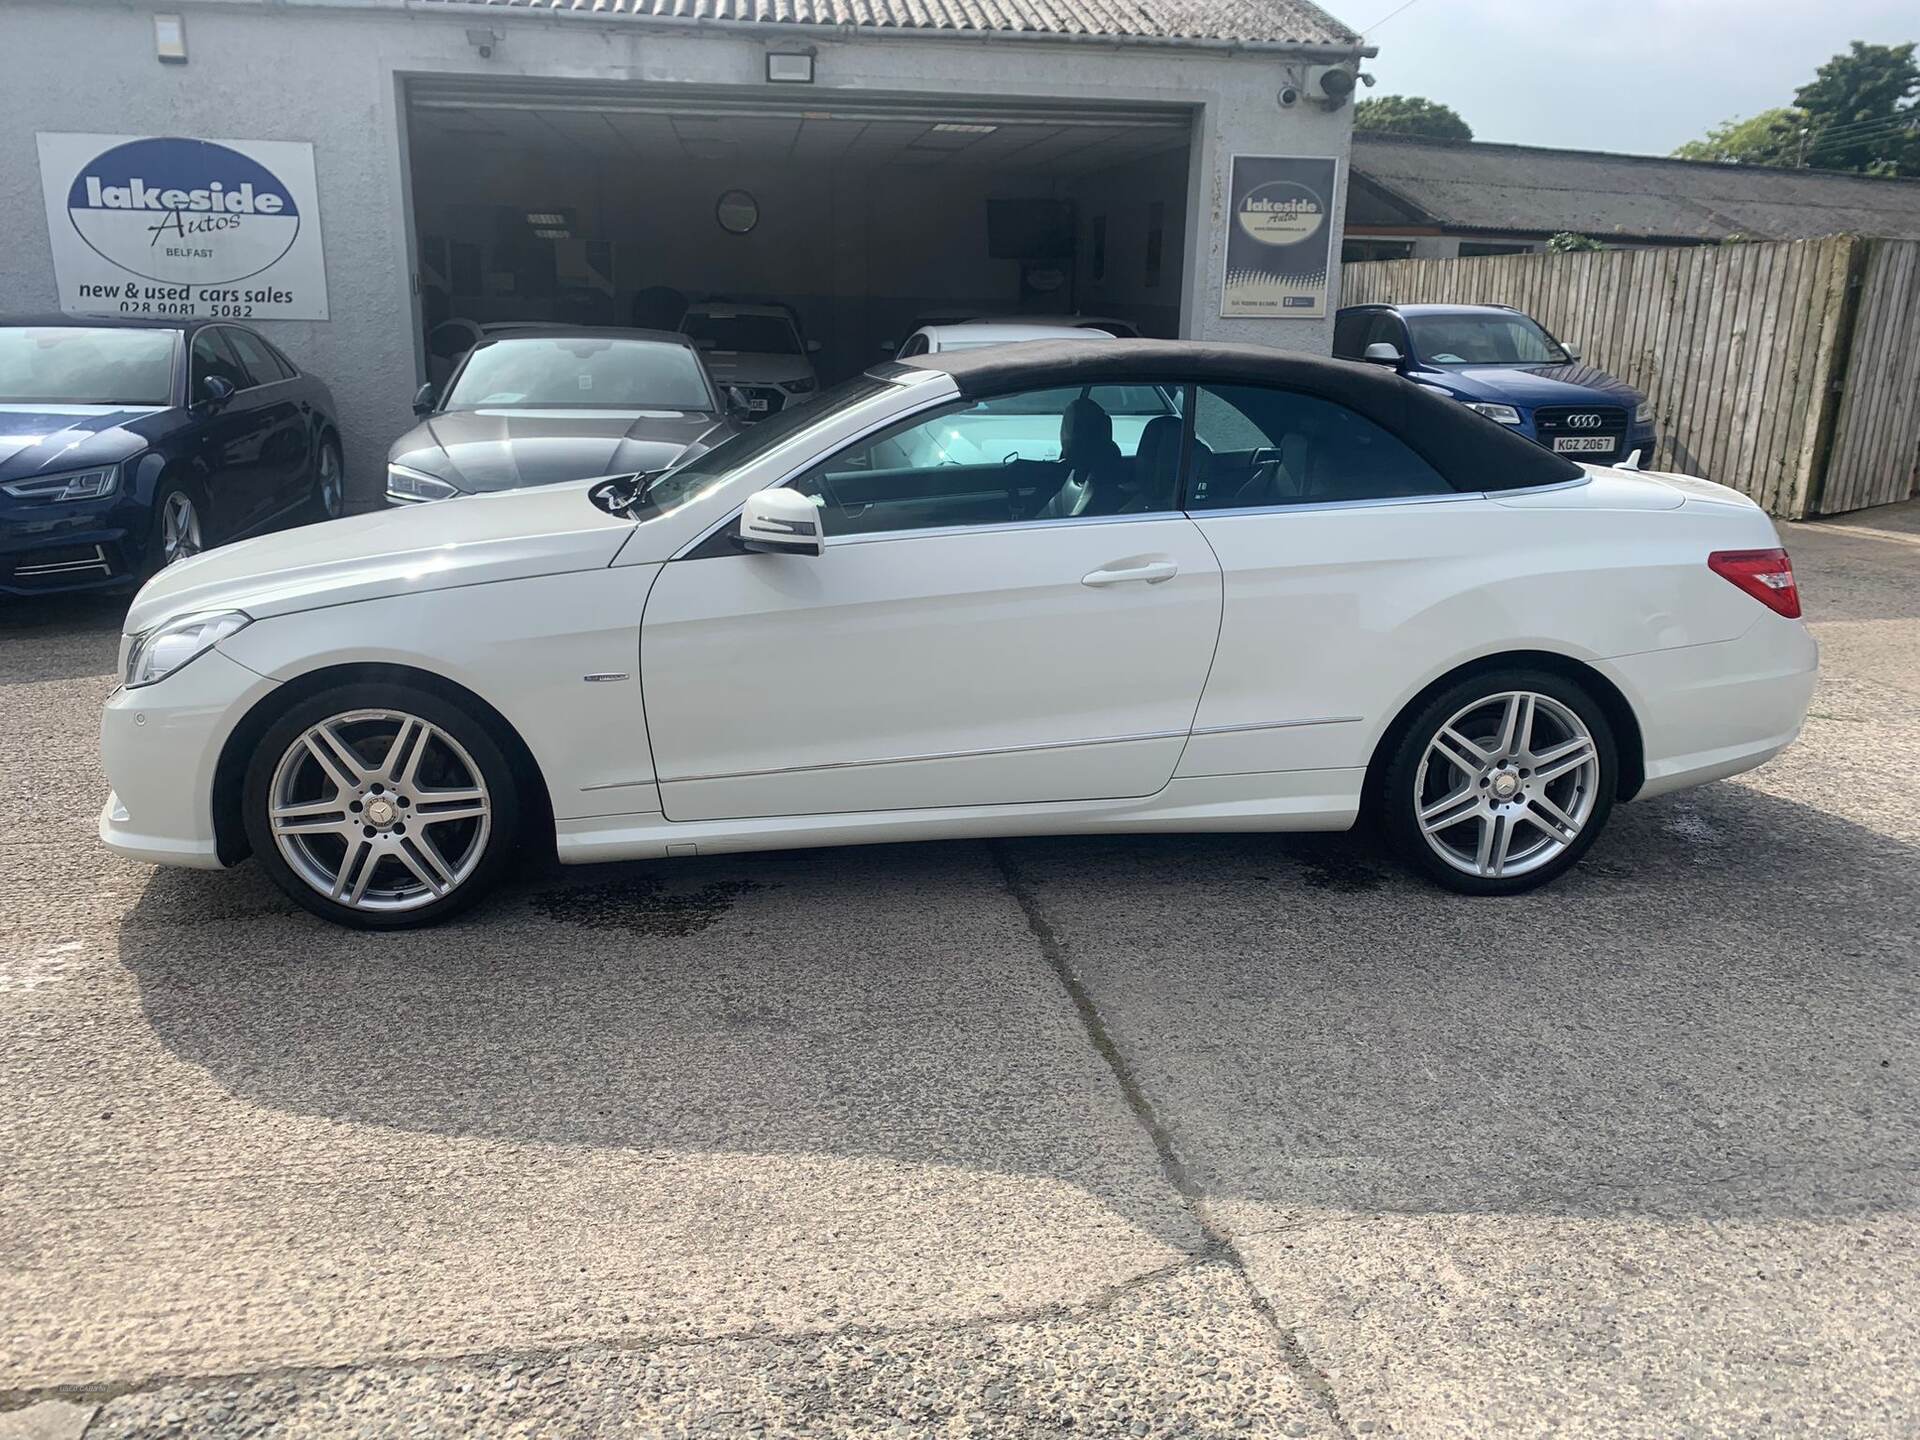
[1,0,1368,498]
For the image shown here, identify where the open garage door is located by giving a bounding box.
[403,78,1193,399]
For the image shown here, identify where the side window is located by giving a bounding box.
[1331,310,1368,359]
[223,328,286,387]
[1186,385,1451,510]
[789,383,1183,538]
[899,334,928,358]
[189,329,250,399]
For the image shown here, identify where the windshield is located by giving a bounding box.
[627,376,896,519]
[444,337,714,411]
[0,327,176,406]
[682,312,801,355]
[1405,313,1569,367]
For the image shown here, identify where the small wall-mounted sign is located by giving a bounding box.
[1221,155,1338,320]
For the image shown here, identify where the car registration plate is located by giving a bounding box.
[748,397,769,412]
[1553,436,1615,455]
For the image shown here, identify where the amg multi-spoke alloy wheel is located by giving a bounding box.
[1384,669,1616,895]
[243,685,520,928]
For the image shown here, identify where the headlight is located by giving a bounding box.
[1465,402,1523,426]
[1634,400,1655,425]
[386,464,460,503]
[123,610,250,689]
[2,464,120,501]
[779,378,817,395]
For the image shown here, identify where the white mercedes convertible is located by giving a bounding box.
[100,341,1816,928]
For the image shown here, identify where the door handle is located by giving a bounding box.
[1082,560,1179,587]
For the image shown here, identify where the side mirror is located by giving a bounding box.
[878,338,897,351]
[806,339,823,354]
[413,382,437,416]
[735,488,823,557]
[726,384,757,421]
[1562,343,1582,363]
[1361,342,1405,366]
[199,374,236,408]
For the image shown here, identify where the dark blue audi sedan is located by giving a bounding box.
[0,316,343,597]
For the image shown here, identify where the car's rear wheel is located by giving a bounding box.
[242,684,520,929]
[1382,668,1616,895]
[312,436,344,520]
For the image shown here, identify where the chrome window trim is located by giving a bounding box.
[660,727,1189,786]
[826,511,1183,548]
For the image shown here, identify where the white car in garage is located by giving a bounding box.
[100,340,1816,929]
[678,301,820,418]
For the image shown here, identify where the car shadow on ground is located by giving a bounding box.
[114,775,1916,1253]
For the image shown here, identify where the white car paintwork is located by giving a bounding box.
[99,366,1817,876]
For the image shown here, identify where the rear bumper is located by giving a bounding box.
[1603,611,1818,800]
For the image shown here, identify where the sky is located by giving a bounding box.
[1353,0,1917,156]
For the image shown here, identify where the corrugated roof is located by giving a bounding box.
[1350,134,1920,243]
[416,0,1363,47]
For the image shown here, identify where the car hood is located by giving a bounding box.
[1417,363,1644,409]
[0,403,170,478]
[389,408,730,493]
[125,480,634,633]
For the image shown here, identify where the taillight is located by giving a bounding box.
[1709,548,1801,619]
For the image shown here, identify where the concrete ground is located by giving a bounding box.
[2,502,1915,1439]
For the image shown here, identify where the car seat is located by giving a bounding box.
[1036,397,1124,520]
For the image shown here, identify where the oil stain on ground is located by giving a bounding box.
[528,873,763,936]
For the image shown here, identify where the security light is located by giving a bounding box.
[766,52,814,84]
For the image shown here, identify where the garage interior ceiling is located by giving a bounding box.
[407,80,1192,176]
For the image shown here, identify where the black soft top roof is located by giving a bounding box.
[884,339,1582,493]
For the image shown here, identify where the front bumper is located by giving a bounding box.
[2,500,143,596]
[98,646,280,869]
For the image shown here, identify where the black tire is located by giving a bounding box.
[312,435,345,520]
[141,477,210,580]
[242,682,522,930]
[1381,667,1617,896]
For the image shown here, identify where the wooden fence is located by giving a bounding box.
[1342,237,1920,517]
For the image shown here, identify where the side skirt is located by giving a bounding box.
[553,768,1366,865]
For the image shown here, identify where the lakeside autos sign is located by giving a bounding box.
[37,133,329,321]
[1220,155,1337,320]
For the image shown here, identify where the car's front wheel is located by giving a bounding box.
[1382,668,1617,895]
[242,683,521,929]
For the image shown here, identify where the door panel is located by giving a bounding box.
[188,329,278,536]
[222,327,311,512]
[641,518,1223,822]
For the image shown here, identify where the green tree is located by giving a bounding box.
[1547,232,1604,253]
[1794,41,1920,176]
[1354,95,1473,142]
[1672,107,1806,166]
[1673,42,1918,176]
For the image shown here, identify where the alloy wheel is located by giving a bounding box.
[317,444,344,518]
[160,491,202,566]
[267,709,492,913]
[1413,690,1601,880]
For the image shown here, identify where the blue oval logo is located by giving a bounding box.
[66,137,301,285]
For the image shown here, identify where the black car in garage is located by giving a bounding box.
[386,328,741,504]
[0,315,344,597]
